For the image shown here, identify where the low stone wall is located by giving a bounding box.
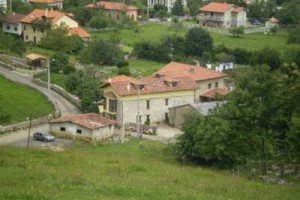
[0,116,49,133]
[15,68,46,76]
[33,78,81,109]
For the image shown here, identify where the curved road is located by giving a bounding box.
[0,64,81,116]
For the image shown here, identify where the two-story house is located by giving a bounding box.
[28,0,64,9]
[147,0,187,13]
[199,2,247,28]
[102,62,228,125]
[20,9,90,43]
[0,0,7,9]
[85,1,138,21]
[1,13,26,36]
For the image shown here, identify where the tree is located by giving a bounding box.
[10,39,27,56]
[184,27,213,58]
[50,52,74,74]
[171,0,185,16]
[133,41,170,62]
[229,26,244,38]
[287,26,300,45]
[254,46,281,70]
[70,7,92,26]
[276,1,300,27]
[153,4,168,19]
[41,27,69,52]
[187,0,201,16]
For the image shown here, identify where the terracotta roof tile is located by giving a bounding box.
[69,27,90,38]
[155,62,226,82]
[200,88,230,98]
[85,1,138,11]
[50,113,116,130]
[21,9,66,25]
[0,14,26,24]
[200,3,235,13]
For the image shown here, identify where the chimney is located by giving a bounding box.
[108,78,112,83]
[45,9,48,17]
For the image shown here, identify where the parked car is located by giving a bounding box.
[251,19,261,25]
[33,132,55,142]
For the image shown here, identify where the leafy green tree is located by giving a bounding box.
[282,47,300,66]
[12,0,34,14]
[153,4,168,19]
[50,52,72,74]
[133,41,170,62]
[89,14,109,29]
[70,7,93,26]
[229,26,244,38]
[171,0,185,16]
[184,27,213,58]
[254,46,281,70]
[67,35,84,54]
[276,1,300,27]
[287,26,300,45]
[41,27,69,52]
[118,66,131,76]
[187,0,201,16]
[10,39,27,56]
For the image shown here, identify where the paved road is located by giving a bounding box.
[0,64,81,116]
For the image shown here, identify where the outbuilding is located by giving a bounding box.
[49,113,116,141]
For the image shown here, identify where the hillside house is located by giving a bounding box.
[199,2,247,28]
[85,1,138,21]
[20,9,90,43]
[101,62,228,125]
[1,13,26,36]
[0,0,7,9]
[27,0,64,9]
[50,113,116,141]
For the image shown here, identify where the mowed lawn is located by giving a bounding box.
[0,140,299,200]
[0,75,53,125]
[91,23,295,52]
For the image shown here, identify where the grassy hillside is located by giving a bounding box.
[0,75,53,125]
[91,23,296,52]
[0,140,299,199]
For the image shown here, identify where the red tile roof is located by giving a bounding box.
[155,62,226,82]
[200,88,230,98]
[69,27,90,38]
[21,9,66,24]
[232,7,245,13]
[103,75,198,97]
[50,113,116,130]
[200,3,234,13]
[85,1,138,11]
[0,14,26,24]
[28,0,63,3]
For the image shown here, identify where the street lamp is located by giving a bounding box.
[136,84,141,139]
[47,58,51,101]
[26,114,32,149]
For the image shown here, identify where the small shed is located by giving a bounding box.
[49,113,116,141]
[25,53,47,68]
[169,101,226,128]
[265,17,279,29]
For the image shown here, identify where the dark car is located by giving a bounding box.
[33,132,55,142]
[251,19,261,25]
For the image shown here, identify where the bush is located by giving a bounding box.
[89,16,109,29]
[116,61,129,68]
[118,66,131,76]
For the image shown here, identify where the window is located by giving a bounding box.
[23,25,26,31]
[25,35,28,40]
[165,99,168,106]
[172,82,177,87]
[14,26,17,31]
[76,129,82,134]
[6,25,10,30]
[215,82,218,88]
[33,27,36,32]
[147,100,150,109]
[208,83,212,89]
[109,99,117,112]
[103,97,107,110]
[60,127,66,131]
[41,28,44,33]
[165,113,169,123]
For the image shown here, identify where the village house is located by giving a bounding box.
[101,62,228,125]
[20,9,90,43]
[27,0,64,9]
[85,1,138,21]
[1,13,26,36]
[0,0,7,9]
[199,2,247,28]
[147,0,187,13]
[49,113,116,141]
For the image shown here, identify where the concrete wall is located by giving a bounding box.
[195,77,226,102]
[169,105,198,128]
[236,10,247,27]
[22,23,48,43]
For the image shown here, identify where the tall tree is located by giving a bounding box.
[171,0,185,16]
[184,27,213,58]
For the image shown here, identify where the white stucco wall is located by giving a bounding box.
[2,22,22,35]
[54,15,78,28]
[236,10,247,27]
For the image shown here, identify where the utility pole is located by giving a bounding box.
[26,114,32,149]
[47,58,51,101]
[136,84,141,139]
[147,0,149,21]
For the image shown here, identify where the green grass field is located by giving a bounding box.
[0,140,299,199]
[129,59,167,76]
[37,73,66,89]
[0,75,53,125]
[91,24,296,53]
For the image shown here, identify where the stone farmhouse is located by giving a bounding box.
[20,9,90,43]
[85,1,138,21]
[199,2,247,28]
[101,62,228,125]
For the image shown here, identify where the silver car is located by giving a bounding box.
[33,132,55,142]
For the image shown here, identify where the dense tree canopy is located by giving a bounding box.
[171,0,185,16]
